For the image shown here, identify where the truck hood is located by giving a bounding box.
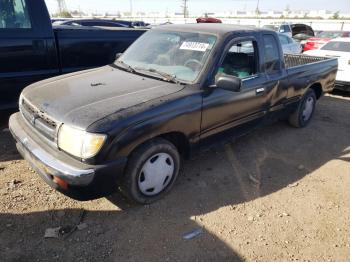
[22,66,184,129]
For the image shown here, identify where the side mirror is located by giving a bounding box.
[115,53,123,60]
[215,75,241,92]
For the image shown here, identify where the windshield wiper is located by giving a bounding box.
[135,67,179,84]
[115,60,136,73]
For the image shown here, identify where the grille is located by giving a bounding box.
[20,98,58,142]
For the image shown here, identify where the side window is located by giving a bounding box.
[281,25,291,33]
[96,22,111,27]
[217,40,258,79]
[81,22,93,26]
[263,35,281,74]
[0,0,32,29]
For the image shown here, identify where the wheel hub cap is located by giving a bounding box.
[138,153,174,196]
[302,96,314,121]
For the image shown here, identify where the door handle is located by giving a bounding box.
[256,87,265,94]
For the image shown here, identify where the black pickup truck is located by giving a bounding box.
[9,24,338,204]
[0,0,145,110]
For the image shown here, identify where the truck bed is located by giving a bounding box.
[284,54,331,68]
[284,54,338,97]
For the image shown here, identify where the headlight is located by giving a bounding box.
[58,125,106,159]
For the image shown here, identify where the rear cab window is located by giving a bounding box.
[263,34,281,74]
[321,41,350,52]
[280,25,291,33]
[0,0,32,29]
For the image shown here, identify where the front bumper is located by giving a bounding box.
[9,112,127,200]
[335,80,350,91]
[334,70,350,91]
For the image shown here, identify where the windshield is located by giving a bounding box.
[116,30,217,83]
[321,41,350,52]
[316,31,343,38]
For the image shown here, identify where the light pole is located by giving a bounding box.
[255,0,260,17]
[182,0,188,18]
[130,0,133,18]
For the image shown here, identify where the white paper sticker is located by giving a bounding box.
[180,42,209,52]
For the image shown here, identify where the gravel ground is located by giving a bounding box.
[0,92,349,262]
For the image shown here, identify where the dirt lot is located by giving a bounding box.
[0,93,349,262]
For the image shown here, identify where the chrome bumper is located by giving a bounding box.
[9,113,95,186]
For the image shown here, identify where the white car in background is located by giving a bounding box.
[304,38,350,91]
[278,33,302,54]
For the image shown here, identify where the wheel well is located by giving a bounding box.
[159,132,190,159]
[310,83,322,99]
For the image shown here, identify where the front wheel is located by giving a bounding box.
[120,138,181,204]
[288,89,317,128]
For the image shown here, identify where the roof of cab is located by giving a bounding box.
[153,23,269,36]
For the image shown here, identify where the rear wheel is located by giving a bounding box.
[288,89,316,128]
[121,138,181,204]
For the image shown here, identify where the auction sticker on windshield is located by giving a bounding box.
[180,42,210,52]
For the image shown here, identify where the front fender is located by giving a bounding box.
[110,93,203,159]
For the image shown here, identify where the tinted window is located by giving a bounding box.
[321,41,350,52]
[282,25,291,33]
[94,21,114,27]
[100,22,124,27]
[217,40,258,79]
[316,31,349,38]
[64,21,81,26]
[81,21,96,26]
[0,0,31,28]
[263,35,281,74]
[79,21,88,26]
[80,21,123,27]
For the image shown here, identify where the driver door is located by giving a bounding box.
[200,36,274,143]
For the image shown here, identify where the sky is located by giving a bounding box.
[45,0,350,15]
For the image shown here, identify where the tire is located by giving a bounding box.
[120,138,181,204]
[288,88,317,128]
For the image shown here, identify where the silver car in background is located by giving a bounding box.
[278,33,302,54]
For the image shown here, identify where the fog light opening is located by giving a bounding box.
[53,176,68,190]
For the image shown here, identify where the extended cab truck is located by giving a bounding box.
[9,24,338,204]
[0,0,146,110]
